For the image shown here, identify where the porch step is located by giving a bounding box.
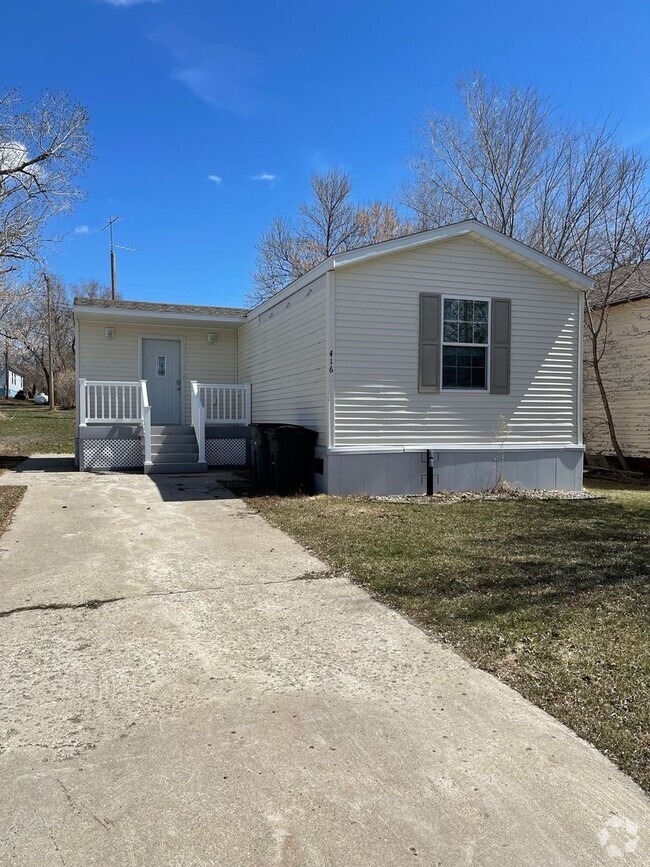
[145,461,208,475]
[143,425,206,474]
[151,425,194,435]
[151,441,198,454]
[150,451,199,463]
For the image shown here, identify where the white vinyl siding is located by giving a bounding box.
[583,298,650,458]
[334,235,581,447]
[237,275,327,443]
[77,321,238,425]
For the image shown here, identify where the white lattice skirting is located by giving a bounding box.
[206,438,247,466]
[83,439,142,469]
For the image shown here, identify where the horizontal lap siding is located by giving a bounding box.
[334,236,580,447]
[77,321,237,424]
[237,276,327,442]
[583,299,650,457]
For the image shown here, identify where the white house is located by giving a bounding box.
[0,364,24,398]
[74,220,590,493]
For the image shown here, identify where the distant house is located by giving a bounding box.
[73,220,589,493]
[583,262,650,466]
[0,364,24,398]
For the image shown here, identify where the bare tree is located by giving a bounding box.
[250,169,409,304]
[406,74,552,236]
[0,89,91,276]
[405,74,650,466]
[1,275,111,402]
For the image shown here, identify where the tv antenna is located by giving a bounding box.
[102,216,136,299]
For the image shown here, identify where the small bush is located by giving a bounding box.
[55,370,76,410]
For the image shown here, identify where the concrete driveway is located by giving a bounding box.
[0,459,648,866]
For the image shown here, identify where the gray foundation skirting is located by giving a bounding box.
[320,448,584,496]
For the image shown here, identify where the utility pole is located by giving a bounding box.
[4,340,9,399]
[103,215,120,300]
[45,273,55,411]
[102,216,135,300]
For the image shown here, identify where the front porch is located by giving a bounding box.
[77,380,252,473]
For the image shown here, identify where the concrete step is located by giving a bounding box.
[145,461,208,475]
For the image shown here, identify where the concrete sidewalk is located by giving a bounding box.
[0,460,648,865]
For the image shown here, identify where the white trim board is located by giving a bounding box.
[327,443,586,455]
[74,306,245,325]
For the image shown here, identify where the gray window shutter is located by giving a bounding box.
[419,293,441,392]
[490,298,511,394]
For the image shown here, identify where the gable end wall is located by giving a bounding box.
[333,235,582,448]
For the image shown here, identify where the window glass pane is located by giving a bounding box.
[444,299,459,320]
[442,367,456,388]
[443,322,459,342]
[459,322,473,343]
[157,356,166,377]
[474,301,488,323]
[442,345,486,389]
[458,300,473,320]
[473,323,488,344]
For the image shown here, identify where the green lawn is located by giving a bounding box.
[248,481,650,792]
[0,400,75,457]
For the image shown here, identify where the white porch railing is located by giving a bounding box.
[198,383,251,425]
[141,380,152,467]
[190,381,206,464]
[79,379,249,470]
[79,378,152,466]
[79,380,143,424]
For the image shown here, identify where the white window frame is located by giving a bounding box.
[441,293,491,392]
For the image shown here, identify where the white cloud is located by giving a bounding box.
[101,0,161,7]
[0,141,29,172]
[74,225,91,234]
[251,172,276,182]
[149,28,260,115]
[207,174,222,185]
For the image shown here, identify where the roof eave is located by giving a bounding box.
[73,305,247,325]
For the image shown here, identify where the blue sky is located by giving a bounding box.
[4,0,650,307]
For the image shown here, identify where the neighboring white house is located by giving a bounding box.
[74,220,590,493]
[0,365,24,398]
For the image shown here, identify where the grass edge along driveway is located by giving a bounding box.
[0,486,27,536]
[247,481,650,794]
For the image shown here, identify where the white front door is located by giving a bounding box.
[142,338,182,425]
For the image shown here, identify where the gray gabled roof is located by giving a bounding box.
[591,262,650,308]
[73,298,250,317]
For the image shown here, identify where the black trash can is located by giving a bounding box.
[267,425,318,495]
[250,423,277,490]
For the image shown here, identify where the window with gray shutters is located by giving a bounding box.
[419,293,511,395]
[442,298,489,389]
